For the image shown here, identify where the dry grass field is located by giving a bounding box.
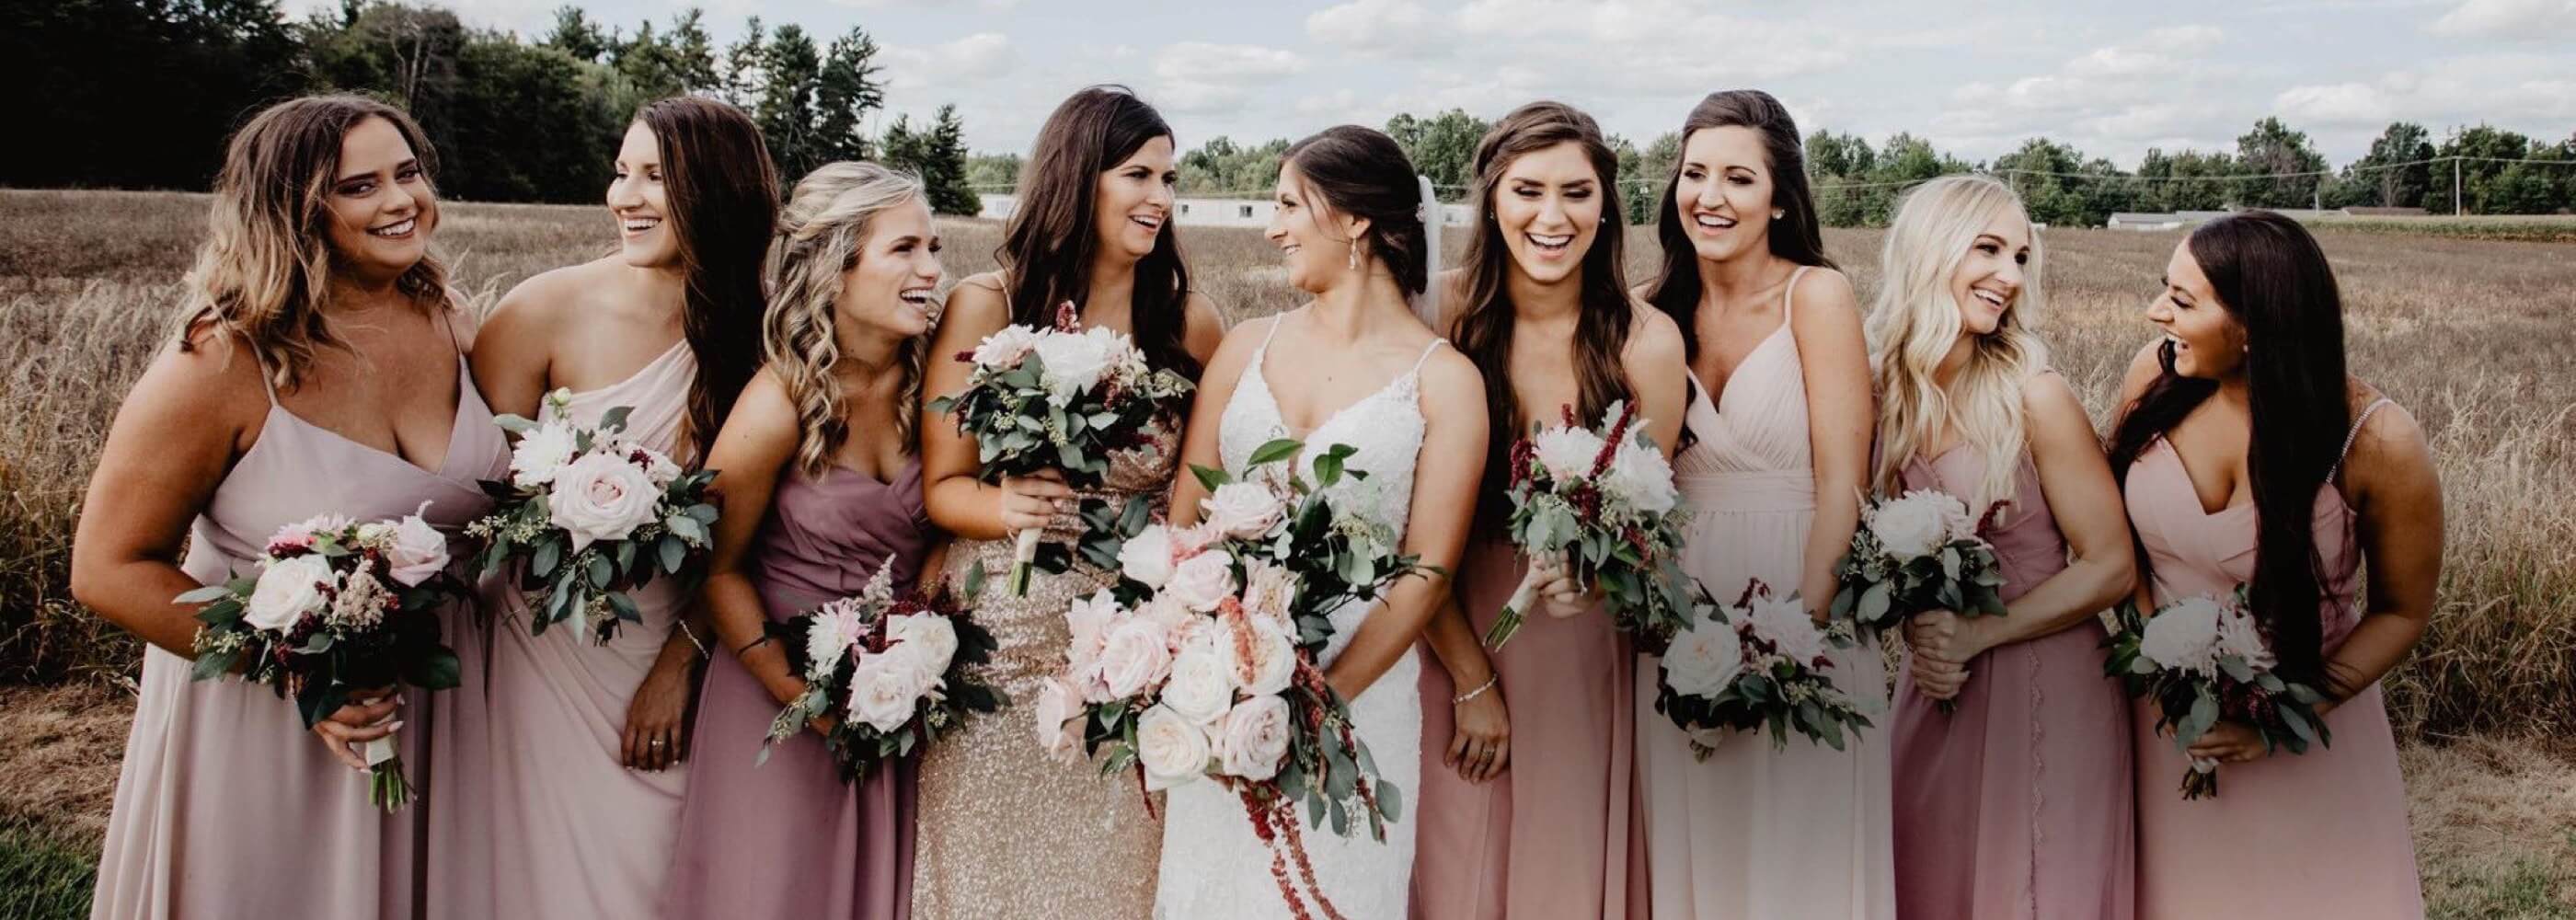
[2,189,2571,916]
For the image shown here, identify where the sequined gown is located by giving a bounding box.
[910,423,1179,920]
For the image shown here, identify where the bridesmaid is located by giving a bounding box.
[2107,210,2439,919]
[1411,100,1683,920]
[1630,89,1895,920]
[471,96,779,919]
[72,95,508,919]
[910,86,1224,919]
[1871,176,2137,919]
[660,162,945,919]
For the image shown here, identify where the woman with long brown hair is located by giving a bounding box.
[909,85,1223,918]
[471,95,778,919]
[1410,100,1685,919]
[1632,89,1892,919]
[73,94,511,919]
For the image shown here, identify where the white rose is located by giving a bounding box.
[1141,592,1196,636]
[1662,613,1745,698]
[1202,482,1286,540]
[970,325,1042,368]
[1031,676,1085,764]
[1868,490,1970,560]
[887,613,960,685]
[1064,589,1122,675]
[1232,615,1299,697]
[845,650,926,733]
[2213,606,2275,671]
[1135,705,1212,791]
[638,446,684,487]
[1096,616,1176,699]
[548,450,665,552]
[1604,440,1680,516]
[1745,592,1828,665]
[246,555,338,631]
[1117,525,1177,588]
[1030,327,1118,401]
[381,504,452,587]
[1164,549,1239,614]
[2140,595,2227,673]
[510,421,581,489]
[1239,561,1300,629]
[1214,695,1294,781]
[1159,632,1237,725]
[1530,425,1609,481]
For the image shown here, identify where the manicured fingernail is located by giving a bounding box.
[387,721,406,732]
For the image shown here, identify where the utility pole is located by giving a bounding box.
[2455,156,2464,216]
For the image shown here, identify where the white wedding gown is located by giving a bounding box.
[1156,312,1442,920]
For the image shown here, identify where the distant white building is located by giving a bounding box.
[978,193,1472,229]
[2106,207,2351,231]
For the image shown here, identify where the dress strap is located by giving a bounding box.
[2328,397,2395,482]
[1253,309,1294,358]
[1406,338,1448,375]
[1777,264,1816,331]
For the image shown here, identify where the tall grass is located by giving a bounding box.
[3,189,2572,742]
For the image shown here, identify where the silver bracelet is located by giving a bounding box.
[1452,674,1499,706]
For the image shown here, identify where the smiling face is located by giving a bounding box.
[1950,210,2032,337]
[1491,141,1604,287]
[321,116,436,282]
[2146,240,2247,380]
[1266,161,1366,294]
[607,121,678,269]
[1093,134,1177,263]
[1672,125,1777,265]
[836,197,945,341]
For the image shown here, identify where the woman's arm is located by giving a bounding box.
[469,275,562,419]
[1323,349,1488,700]
[2317,400,2443,708]
[693,370,803,705]
[1165,317,1265,527]
[921,277,1067,543]
[1625,301,1692,459]
[1791,270,1873,617]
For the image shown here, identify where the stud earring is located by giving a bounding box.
[1772,210,1785,220]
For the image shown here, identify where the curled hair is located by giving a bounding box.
[1645,89,1834,362]
[1452,101,1635,510]
[178,94,453,386]
[2107,211,2351,687]
[1000,86,1200,379]
[764,162,932,479]
[1866,175,2050,515]
[1283,125,1432,308]
[636,96,780,462]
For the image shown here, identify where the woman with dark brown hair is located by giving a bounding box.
[1632,89,1892,920]
[1409,100,1685,920]
[73,93,511,920]
[471,95,778,919]
[909,85,1223,919]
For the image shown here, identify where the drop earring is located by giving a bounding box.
[1348,239,1360,271]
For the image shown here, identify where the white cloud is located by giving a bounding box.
[1306,0,1438,54]
[2274,82,2393,124]
[1146,41,1309,115]
[2426,0,2576,39]
[881,32,1017,90]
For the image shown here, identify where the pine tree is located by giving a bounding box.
[921,104,982,215]
[755,24,822,178]
[814,26,885,163]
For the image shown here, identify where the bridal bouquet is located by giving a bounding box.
[763,559,1003,783]
[467,388,719,642]
[1828,489,2007,637]
[928,302,1194,595]
[182,505,467,811]
[1038,440,1426,920]
[1484,399,1691,650]
[2106,587,2332,799]
[1652,579,1873,755]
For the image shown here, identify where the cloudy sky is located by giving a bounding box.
[293,0,2575,171]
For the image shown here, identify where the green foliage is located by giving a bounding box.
[1178,136,1292,197]
[1383,109,1490,198]
[882,105,981,214]
[965,153,1022,190]
[0,811,92,920]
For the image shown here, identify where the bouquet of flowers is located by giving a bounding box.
[1652,579,1873,756]
[928,302,1194,595]
[1828,489,2007,637]
[1484,399,1691,650]
[1038,440,1426,920]
[182,505,467,811]
[2105,587,2332,799]
[468,388,719,642]
[763,559,1003,783]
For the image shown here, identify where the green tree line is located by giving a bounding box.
[2,0,983,212]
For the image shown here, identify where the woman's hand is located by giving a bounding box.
[623,652,697,771]
[2184,719,2272,765]
[996,469,1073,535]
[1528,554,1596,620]
[1445,683,1511,783]
[312,690,402,771]
[1905,609,1986,700]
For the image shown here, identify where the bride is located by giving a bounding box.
[1156,125,1488,918]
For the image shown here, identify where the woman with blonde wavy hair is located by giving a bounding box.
[72,94,512,919]
[656,161,948,920]
[1872,175,2138,920]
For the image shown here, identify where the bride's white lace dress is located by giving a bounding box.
[1155,312,1444,920]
